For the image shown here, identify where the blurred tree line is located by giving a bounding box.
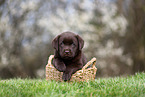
[0,0,144,79]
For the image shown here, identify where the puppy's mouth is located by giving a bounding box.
[62,54,73,60]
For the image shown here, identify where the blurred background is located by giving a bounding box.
[0,0,144,79]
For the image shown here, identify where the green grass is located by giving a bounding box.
[0,72,144,97]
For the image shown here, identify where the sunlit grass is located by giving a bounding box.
[0,72,144,97]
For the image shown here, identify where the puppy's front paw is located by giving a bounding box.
[53,59,66,72]
[62,73,71,82]
[56,64,66,72]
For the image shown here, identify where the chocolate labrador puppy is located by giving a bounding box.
[52,31,87,81]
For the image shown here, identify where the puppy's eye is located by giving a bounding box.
[60,42,63,46]
[72,43,76,47]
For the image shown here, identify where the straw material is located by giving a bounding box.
[46,55,97,82]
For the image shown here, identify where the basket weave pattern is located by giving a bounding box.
[46,55,97,82]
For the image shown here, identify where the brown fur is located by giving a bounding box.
[52,31,87,81]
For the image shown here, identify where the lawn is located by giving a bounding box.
[0,72,144,97]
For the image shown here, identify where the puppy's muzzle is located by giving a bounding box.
[64,49,71,55]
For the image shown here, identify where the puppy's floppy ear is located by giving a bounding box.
[76,35,84,50]
[52,35,60,51]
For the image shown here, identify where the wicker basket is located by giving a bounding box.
[46,55,97,82]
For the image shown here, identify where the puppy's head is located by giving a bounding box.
[52,31,84,60]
